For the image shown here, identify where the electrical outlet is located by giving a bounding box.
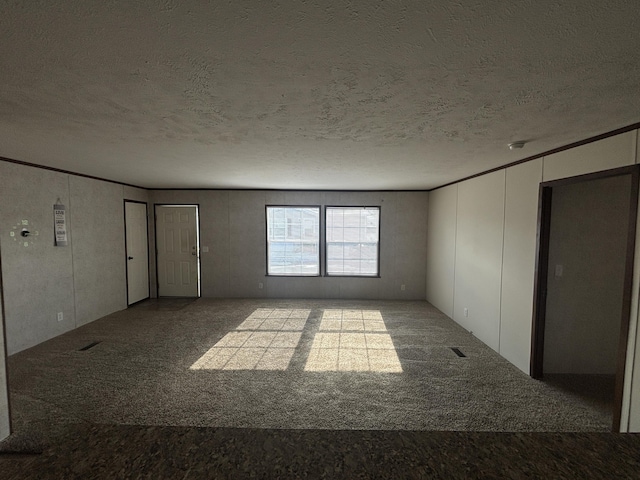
[258,282,263,289]
[57,312,63,322]
[464,308,468,317]
[400,284,405,291]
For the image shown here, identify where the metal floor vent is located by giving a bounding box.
[450,347,466,358]
[79,341,101,351]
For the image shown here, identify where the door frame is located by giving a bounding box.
[153,204,201,298]
[530,164,640,431]
[0,237,13,437]
[124,200,150,306]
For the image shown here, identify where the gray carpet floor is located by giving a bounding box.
[2,426,640,479]
[4,298,613,446]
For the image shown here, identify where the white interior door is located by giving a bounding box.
[156,205,199,297]
[125,201,150,305]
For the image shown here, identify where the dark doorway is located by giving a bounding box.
[531,165,639,431]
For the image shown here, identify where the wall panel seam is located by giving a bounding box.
[498,171,507,354]
[227,191,231,297]
[68,175,78,329]
[451,185,458,318]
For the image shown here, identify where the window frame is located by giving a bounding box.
[324,205,381,278]
[265,205,322,277]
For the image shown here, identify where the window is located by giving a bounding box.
[326,207,380,276]
[266,206,320,276]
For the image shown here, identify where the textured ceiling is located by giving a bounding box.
[1,1,639,190]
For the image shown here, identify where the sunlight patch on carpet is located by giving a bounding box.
[190,309,309,370]
[304,310,403,373]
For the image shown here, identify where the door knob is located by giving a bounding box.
[128,256,134,260]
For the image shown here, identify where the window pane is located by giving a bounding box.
[327,243,344,258]
[360,260,378,275]
[326,207,380,276]
[267,207,320,276]
[343,227,360,242]
[361,243,377,259]
[343,259,361,273]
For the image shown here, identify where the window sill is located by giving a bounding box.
[266,274,321,278]
[324,274,381,278]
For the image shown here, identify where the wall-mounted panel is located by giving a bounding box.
[123,186,149,204]
[228,191,268,298]
[0,162,76,354]
[0,289,9,440]
[629,158,640,431]
[543,131,636,182]
[453,171,505,352]
[385,192,428,300]
[499,159,542,373]
[630,304,640,431]
[426,185,457,317]
[197,191,231,298]
[70,176,127,326]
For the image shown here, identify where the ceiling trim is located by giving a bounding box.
[2,120,639,194]
[0,156,144,189]
[430,121,640,192]
[150,188,430,193]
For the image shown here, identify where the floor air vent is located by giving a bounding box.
[79,341,101,351]
[450,347,466,358]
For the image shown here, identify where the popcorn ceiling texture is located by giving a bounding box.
[0,1,639,189]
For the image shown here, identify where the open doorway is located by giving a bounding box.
[531,165,639,431]
[154,204,201,298]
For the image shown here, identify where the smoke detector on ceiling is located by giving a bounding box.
[508,141,526,150]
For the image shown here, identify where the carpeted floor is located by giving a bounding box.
[5,299,614,435]
[0,298,631,478]
[1,425,640,479]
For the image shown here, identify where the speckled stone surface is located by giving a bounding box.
[1,425,639,479]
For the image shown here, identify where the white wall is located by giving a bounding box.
[543,132,636,181]
[625,129,640,432]
[0,279,9,441]
[453,171,505,352]
[544,175,631,374]
[425,129,639,432]
[150,190,429,300]
[500,158,543,373]
[0,161,150,354]
[71,177,128,325]
[630,261,640,430]
[425,160,543,370]
[426,185,457,317]
[427,131,636,362]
